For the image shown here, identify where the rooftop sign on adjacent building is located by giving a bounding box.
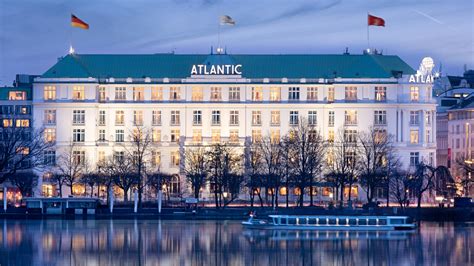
[191,64,242,75]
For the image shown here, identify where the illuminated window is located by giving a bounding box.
[344,110,357,125]
[229,129,239,143]
[290,111,299,125]
[192,87,203,101]
[327,87,335,102]
[375,87,386,102]
[151,151,161,168]
[328,111,335,127]
[279,187,287,196]
[227,87,240,101]
[374,110,387,125]
[252,87,263,101]
[98,151,105,163]
[73,110,85,125]
[44,128,56,143]
[211,129,221,143]
[193,110,202,125]
[133,110,143,126]
[270,129,280,143]
[44,86,56,100]
[151,87,163,101]
[192,129,202,143]
[15,119,29,127]
[293,188,301,196]
[270,87,281,101]
[44,110,56,125]
[170,129,180,143]
[2,119,12,127]
[115,110,124,125]
[229,110,239,126]
[152,110,161,126]
[308,111,317,125]
[288,87,300,101]
[410,111,420,126]
[271,111,280,126]
[152,129,161,143]
[252,129,262,143]
[345,86,357,101]
[307,87,318,101]
[115,129,124,142]
[322,187,333,197]
[9,91,26,100]
[410,86,419,102]
[210,87,221,101]
[170,87,181,101]
[170,110,180,126]
[17,106,29,115]
[344,186,358,198]
[328,129,334,143]
[98,87,106,102]
[115,87,126,101]
[72,86,85,100]
[133,87,144,101]
[252,111,262,126]
[410,130,419,144]
[212,110,221,126]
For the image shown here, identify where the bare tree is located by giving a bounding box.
[287,119,325,207]
[245,141,264,207]
[107,155,138,202]
[148,171,173,202]
[50,173,66,197]
[80,162,101,198]
[184,147,207,199]
[0,125,52,184]
[389,169,412,209]
[56,143,87,196]
[411,163,451,208]
[257,135,285,208]
[455,155,474,196]
[358,127,395,204]
[7,172,38,198]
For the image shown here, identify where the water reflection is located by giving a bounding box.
[0,219,472,266]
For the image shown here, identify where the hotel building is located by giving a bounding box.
[32,51,437,202]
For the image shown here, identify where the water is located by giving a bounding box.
[0,219,472,266]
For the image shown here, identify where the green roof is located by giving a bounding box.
[41,53,415,80]
[0,87,32,101]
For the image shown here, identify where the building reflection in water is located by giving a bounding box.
[0,219,472,265]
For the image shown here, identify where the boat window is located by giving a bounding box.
[328,218,337,225]
[378,219,387,225]
[319,218,327,225]
[338,219,348,225]
[358,219,367,225]
[390,218,405,225]
[368,219,377,225]
[348,219,357,225]
[288,218,297,225]
[308,218,317,225]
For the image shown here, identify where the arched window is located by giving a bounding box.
[170,175,180,195]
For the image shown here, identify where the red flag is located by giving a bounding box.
[368,14,385,27]
[71,14,89,30]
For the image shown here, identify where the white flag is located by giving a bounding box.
[220,15,235,25]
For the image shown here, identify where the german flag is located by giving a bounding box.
[71,14,89,30]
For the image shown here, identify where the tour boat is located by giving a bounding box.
[242,215,416,231]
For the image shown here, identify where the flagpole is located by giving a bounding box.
[367,12,370,50]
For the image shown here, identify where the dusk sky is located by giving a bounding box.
[0,0,472,86]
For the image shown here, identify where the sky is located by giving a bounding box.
[0,0,473,86]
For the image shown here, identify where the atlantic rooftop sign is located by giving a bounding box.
[191,64,242,75]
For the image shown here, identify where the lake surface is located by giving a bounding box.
[0,219,472,266]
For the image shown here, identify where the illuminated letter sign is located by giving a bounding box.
[191,64,242,75]
[408,73,434,84]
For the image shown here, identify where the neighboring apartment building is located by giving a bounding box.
[31,51,437,203]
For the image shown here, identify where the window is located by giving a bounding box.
[374,110,387,125]
[44,151,56,166]
[344,129,357,143]
[308,111,317,125]
[98,129,106,141]
[72,86,85,100]
[192,129,202,143]
[410,86,419,102]
[97,110,106,126]
[73,110,85,125]
[328,111,335,127]
[375,86,387,102]
[328,129,334,143]
[327,87,335,102]
[1,105,13,115]
[171,110,180,126]
[289,87,300,101]
[15,119,29,127]
[44,128,56,143]
[210,87,221,101]
[252,111,262,126]
[171,129,180,143]
[2,119,12,127]
[271,111,280,126]
[152,129,161,143]
[410,111,420,126]
[290,111,299,125]
[72,151,86,165]
[410,130,419,144]
[170,87,181,101]
[133,110,143,126]
[426,129,431,143]
[344,110,357,125]
[270,87,281,101]
[152,110,162,126]
[211,110,221,126]
[229,130,239,143]
[171,151,180,167]
[252,87,263,101]
[151,151,161,168]
[151,87,163,101]
[193,110,202,126]
[270,129,280,143]
[115,87,126,101]
[73,129,85,142]
[16,105,29,115]
[44,86,56,100]
[229,87,240,101]
[9,91,26,100]
[133,87,144,101]
[98,87,106,102]
[211,129,220,143]
[114,151,125,162]
[307,87,318,101]
[115,111,124,125]
[44,110,56,125]
[230,110,239,126]
[345,86,357,101]
[115,129,124,142]
[425,111,432,125]
[252,129,262,143]
[192,87,203,101]
[410,152,420,166]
